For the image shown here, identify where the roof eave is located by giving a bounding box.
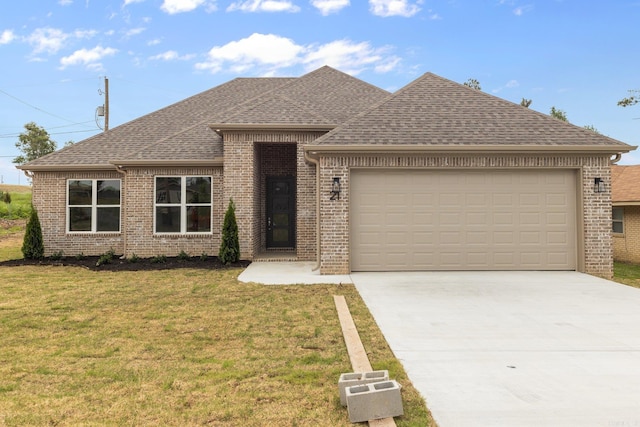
[109,159,224,168]
[211,123,337,135]
[304,144,636,156]
[16,164,118,172]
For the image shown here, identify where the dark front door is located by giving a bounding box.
[267,177,295,248]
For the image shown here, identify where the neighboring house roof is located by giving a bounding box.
[612,165,640,205]
[309,72,634,154]
[19,66,389,170]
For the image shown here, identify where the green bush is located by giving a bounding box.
[2,192,11,204]
[178,250,190,261]
[219,199,240,264]
[151,254,167,264]
[96,248,115,266]
[22,206,44,260]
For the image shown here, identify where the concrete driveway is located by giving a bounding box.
[351,271,640,427]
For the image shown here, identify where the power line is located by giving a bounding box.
[0,88,83,125]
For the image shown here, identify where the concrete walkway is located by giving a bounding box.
[239,264,640,426]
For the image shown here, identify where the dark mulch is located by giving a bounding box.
[0,255,251,271]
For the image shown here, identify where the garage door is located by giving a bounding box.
[350,169,577,271]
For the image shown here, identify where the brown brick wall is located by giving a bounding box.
[122,167,223,258]
[613,206,640,264]
[317,153,614,278]
[31,168,223,258]
[31,171,124,257]
[223,131,324,261]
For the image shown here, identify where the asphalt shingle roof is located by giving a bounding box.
[612,165,640,203]
[20,67,633,170]
[312,72,634,148]
[23,66,389,168]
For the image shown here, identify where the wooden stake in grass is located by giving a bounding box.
[21,205,44,259]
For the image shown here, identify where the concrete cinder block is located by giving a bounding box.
[345,380,403,423]
[338,370,389,406]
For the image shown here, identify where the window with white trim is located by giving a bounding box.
[612,207,624,234]
[68,179,121,232]
[155,176,212,234]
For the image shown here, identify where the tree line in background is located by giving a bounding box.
[464,78,639,132]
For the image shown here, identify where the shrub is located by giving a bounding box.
[22,206,44,260]
[200,252,208,261]
[178,250,190,261]
[96,248,115,266]
[2,191,11,204]
[128,253,139,263]
[51,251,64,261]
[151,254,167,264]
[219,199,240,264]
[75,253,86,260]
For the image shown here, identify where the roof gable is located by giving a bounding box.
[312,72,633,149]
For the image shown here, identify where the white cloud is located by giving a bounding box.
[369,0,421,17]
[0,29,16,45]
[196,33,303,73]
[149,50,195,61]
[59,0,73,5]
[160,0,205,14]
[513,4,533,15]
[124,27,146,37]
[492,79,520,93]
[227,0,300,13]
[311,0,349,15]
[195,33,400,76]
[124,0,145,4]
[303,39,397,75]
[59,45,118,69]
[148,38,162,45]
[26,28,69,54]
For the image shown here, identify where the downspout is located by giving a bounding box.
[115,165,127,259]
[304,150,321,271]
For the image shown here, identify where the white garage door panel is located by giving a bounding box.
[350,169,577,271]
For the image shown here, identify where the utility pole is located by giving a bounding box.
[104,77,109,131]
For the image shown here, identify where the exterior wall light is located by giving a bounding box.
[594,177,605,193]
[330,177,341,200]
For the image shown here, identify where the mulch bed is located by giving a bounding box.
[0,256,250,271]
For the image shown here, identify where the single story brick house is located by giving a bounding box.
[611,165,640,264]
[19,66,635,277]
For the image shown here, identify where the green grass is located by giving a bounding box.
[0,232,435,426]
[613,261,640,289]
[0,184,32,220]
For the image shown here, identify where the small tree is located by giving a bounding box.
[2,191,11,204]
[463,78,481,91]
[550,106,568,122]
[22,206,44,259]
[13,122,57,166]
[618,90,639,108]
[219,199,240,264]
[520,98,532,108]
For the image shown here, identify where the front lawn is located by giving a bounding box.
[613,261,640,289]
[0,235,434,425]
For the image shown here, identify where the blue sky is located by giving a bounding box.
[1,0,639,184]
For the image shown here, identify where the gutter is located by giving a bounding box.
[304,150,321,272]
[303,144,636,155]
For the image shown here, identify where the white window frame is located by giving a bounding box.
[154,176,213,235]
[67,179,121,233]
[612,206,624,234]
